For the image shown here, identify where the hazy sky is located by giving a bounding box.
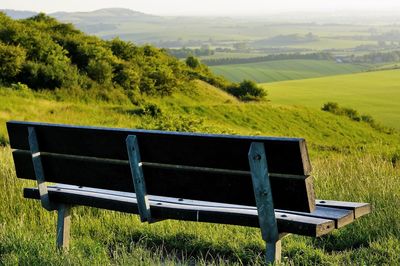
[2,0,400,16]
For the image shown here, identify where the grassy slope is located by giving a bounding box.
[210,60,369,83]
[1,82,399,265]
[264,69,400,130]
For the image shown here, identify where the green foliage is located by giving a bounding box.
[87,59,113,85]
[133,103,163,117]
[186,55,201,69]
[227,80,267,101]
[0,42,26,80]
[0,13,232,100]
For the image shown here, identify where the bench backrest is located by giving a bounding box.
[7,121,316,212]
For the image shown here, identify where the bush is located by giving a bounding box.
[87,59,113,85]
[0,42,26,80]
[321,102,393,133]
[134,103,162,117]
[321,102,340,114]
[227,80,267,101]
[185,56,200,69]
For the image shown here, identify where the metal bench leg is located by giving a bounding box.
[56,204,71,251]
[248,142,280,265]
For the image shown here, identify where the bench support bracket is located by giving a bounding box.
[248,142,280,264]
[28,127,56,211]
[126,135,152,222]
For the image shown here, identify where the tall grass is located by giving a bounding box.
[0,84,400,264]
[1,147,399,265]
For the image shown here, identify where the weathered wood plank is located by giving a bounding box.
[248,142,279,245]
[23,186,335,237]
[7,121,311,175]
[277,206,354,228]
[13,150,314,212]
[27,127,55,211]
[126,135,151,222]
[56,204,71,250]
[316,200,372,219]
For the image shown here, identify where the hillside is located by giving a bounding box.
[264,69,400,129]
[1,81,400,264]
[210,60,369,83]
[0,13,246,102]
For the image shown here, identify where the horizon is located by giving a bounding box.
[2,0,400,16]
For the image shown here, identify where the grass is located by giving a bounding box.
[264,69,400,130]
[1,82,400,265]
[210,60,369,83]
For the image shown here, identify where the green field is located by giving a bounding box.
[1,81,400,265]
[210,60,369,83]
[264,69,400,130]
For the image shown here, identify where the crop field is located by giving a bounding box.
[264,69,400,130]
[1,83,400,265]
[210,60,369,83]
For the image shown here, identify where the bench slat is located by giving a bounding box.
[316,200,372,219]
[277,207,354,228]
[23,186,334,237]
[7,121,311,175]
[13,150,315,212]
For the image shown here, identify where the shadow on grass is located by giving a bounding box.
[104,230,265,265]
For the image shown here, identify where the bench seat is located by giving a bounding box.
[24,185,370,237]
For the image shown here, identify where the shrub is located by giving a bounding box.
[391,150,400,167]
[321,102,393,133]
[185,56,200,69]
[0,42,26,80]
[227,80,267,101]
[87,59,113,85]
[321,102,340,114]
[134,103,162,117]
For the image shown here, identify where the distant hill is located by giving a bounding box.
[51,8,163,23]
[1,8,164,34]
[0,9,38,19]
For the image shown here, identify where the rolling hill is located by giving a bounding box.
[1,78,400,264]
[264,69,400,129]
[210,60,369,83]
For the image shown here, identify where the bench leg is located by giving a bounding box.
[56,204,71,251]
[266,239,281,264]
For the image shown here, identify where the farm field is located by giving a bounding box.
[1,82,400,265]
[210,60,369,83]
[264,69,400,130]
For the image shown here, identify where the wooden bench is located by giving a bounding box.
[6,121,371,264]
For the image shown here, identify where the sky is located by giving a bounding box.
[1,0,400,16]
